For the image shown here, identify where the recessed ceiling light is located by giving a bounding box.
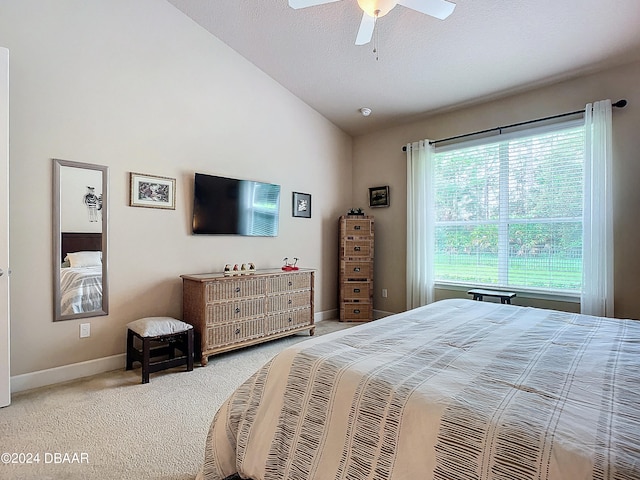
[360,107,372,117]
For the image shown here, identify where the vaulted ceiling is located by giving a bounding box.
[167,0,640,136]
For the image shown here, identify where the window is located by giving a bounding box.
[433,121,585,294]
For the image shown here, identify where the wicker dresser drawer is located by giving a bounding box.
[207,318,264,347]
[206,298,265,324]
[343,240,371,258]
[267,272,311,293]
[265,307,312,335]
[266,291,311,313]
[341,303,372,321]
[343,219,372,236]
[342,261,371,280]
[342,281,371,301]
[206,277,265,301]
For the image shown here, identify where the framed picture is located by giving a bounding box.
[369,185,390,207]
[292,192,311,218]
[129,172,176,210]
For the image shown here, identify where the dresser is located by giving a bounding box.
[181,269,315,365]
[339,215,374,321]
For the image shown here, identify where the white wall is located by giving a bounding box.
[0,0,352,376]
[353,60,640,319]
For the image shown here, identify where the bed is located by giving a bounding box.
[198,298,640,480]
[59,232,103,315]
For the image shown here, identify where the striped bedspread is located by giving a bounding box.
[60,266,102,315]
[199,299,640,480]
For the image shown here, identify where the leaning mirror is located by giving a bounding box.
[53,159,108,321]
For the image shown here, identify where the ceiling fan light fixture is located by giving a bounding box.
[357,0,398,18]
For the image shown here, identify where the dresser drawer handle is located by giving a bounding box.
[235,287,241,293]
[354,225,361,230]
[235,328,241,335]
[354,267,361,272]
[235,307,241,314]
[354,246,361,251]
[354,288,360,293]
[354,309,361,314]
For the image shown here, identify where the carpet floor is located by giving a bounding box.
[0,320,358,480]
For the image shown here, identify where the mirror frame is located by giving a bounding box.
[53,158,109,321]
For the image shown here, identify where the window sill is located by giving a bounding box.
[434,282,580,304]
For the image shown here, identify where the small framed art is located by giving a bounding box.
[369,185,389,207]
[292,192,311,218]
[129,172,176,210]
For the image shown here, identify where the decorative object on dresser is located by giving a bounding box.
[339,215,374,321]
[281,257,299,271]
[181,269,315,366]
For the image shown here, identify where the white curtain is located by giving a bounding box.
[406,140,435,309]
[582,99,614,317]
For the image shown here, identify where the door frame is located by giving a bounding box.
[1,47,10,408]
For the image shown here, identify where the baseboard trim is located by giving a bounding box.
[11,353,126,394]
[11,309,339,393]
[315,308,338,322]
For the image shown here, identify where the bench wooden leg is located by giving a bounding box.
[126,329,134,370]
[186,329,194,372]
[142,337,151,384]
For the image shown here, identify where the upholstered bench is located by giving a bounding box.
[468,288,516,304]
[126,317,194,384]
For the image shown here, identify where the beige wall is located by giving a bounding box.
[354,60,640,319]
[0,0,352,376]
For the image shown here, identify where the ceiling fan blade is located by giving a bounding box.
[288,0,342,9]
[355,12,375,45]
[397,0,456,19]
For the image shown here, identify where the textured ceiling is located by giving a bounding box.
[166,0,640,136]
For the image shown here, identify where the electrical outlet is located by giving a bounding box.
[382,288,388,298]
[79,323,90,338]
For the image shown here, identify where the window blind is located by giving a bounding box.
[248,183,280,236]
[433,120,585,293]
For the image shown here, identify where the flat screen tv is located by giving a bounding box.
[192,173,281,236]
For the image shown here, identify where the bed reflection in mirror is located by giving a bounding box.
[53,159,108,321]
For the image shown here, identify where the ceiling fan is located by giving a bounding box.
[288,0,456,45]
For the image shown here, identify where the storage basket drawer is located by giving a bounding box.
[341,282,371,301]
[206,318,264,347]
[267,272,311,293]
[206,277,265,302]
[264,308,312,335]
[343,219,372,236]
[341,303,372,321]
[342,240,371,258]
[266,291,311,313]
[206,298,264,323]
[342,261,371,280]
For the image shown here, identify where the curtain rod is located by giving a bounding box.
[402,99,628,152]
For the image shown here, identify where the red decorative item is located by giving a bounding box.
[282,257,299,271]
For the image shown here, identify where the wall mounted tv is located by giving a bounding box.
[192,173,281,236]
